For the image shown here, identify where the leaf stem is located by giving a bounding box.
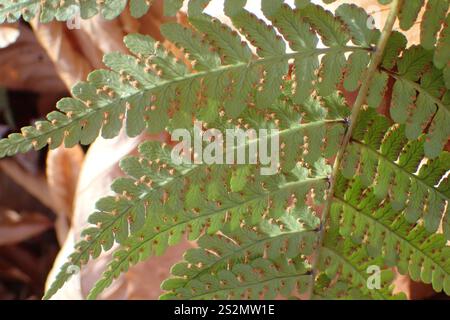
[306,0,403,299]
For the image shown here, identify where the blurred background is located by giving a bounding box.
[0,0,446,300]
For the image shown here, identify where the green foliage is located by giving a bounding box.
[377,45,450,158]
[0,0,448,300]
[420,0,449,50]
[0,0,372,157]
[45,89,346,299]
[390,0,450,73]
[333,175,450,295]
[317,216,402,300]
[160,212,318,300]
[342,109,450,238]
[0,0,184,22]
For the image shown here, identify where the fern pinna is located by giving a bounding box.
[0,0,448,300]
[0,0,184,21]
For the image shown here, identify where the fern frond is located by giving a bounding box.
[334,175,450,295]
[160,209,319,300]
[30,0,449,300]
[44,140,195,299]
[163,257,311,300]
[0,33,189,156]
[158,112,449,299]
[0,0,184,23]
[371,45,450,158]
[0,1,373,158]
[86,163,328,299]
[342,110,450,239]
[44,87,346,299]
[317,222,401,300]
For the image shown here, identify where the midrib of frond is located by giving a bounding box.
[333,196,450,278]
[87,177,327,299]
[307,0,404,298]
[1,46,363,154]
[351,140,449,201]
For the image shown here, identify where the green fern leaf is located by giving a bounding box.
[87,163,328,299]
[421,0,449,50]
[319,214,403,300]
[46,86,346,299]
[160,209,318,300]
[0,2,369,158]
[334,175,450,295]
[0,0,163,23]
[398,0,424,31]
[374,45,450,158]
[14,0,448,301]
[344,110,450,240]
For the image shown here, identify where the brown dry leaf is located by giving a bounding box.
[124,242,194,299]
[66,10,135,70]
[0,159,54,210]
[46,145,85,245]
[0,245,46,288]
[394,273,437,300]
[0,23,20,49]
[119,7,141,34]
[68,29,105,70]
[0,24,66,93]
[0,257,31,283]
[0,208,52,246]
[77,15,128,57]
[137,0,169,41]
[30,19,92,89]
